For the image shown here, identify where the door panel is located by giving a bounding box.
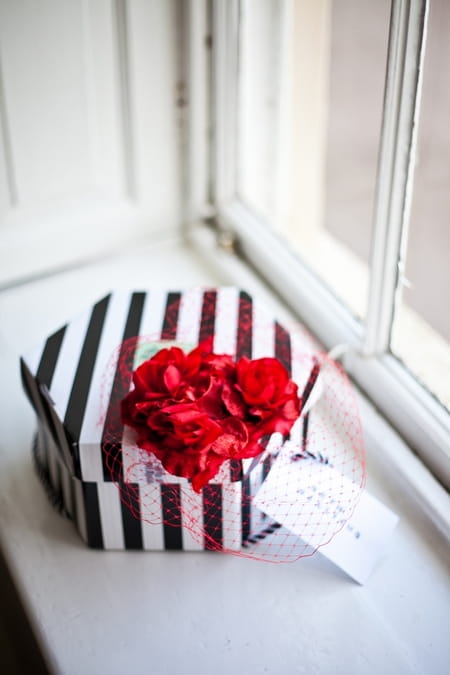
[0,0,180,285]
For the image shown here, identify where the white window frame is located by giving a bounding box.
[185,0,450,488]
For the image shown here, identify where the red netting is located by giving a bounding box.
[99,302,365,563]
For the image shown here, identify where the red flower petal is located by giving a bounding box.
[221,382,246,418]
[162,364,182,394]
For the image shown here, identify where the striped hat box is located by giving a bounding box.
[20,287,313,551]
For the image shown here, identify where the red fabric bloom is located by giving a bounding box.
[121,340,300,491]
[235,357,300,435]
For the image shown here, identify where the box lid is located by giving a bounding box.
[20,287,319,483]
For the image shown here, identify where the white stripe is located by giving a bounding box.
[138,288,169,341]
[251,300,275,359]
[97,483,125,549]
[79,291,136,481]
[213,462,242,552]
[146,473,209,550]
[121,425,156,484]
[140,485,165,550]
[23,339,47,376]
[290,340,319,454]
[162,473,186,485]
[291,338,316,395]
[119,290,167,485]
[222,480,243,551]
[213,287,239,355]
[176,287,203,344]
[181,487,204,551]
[199,288,242,549]
[249,463,266,537]
[49,307,92,419]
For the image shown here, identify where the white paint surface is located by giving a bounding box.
[0,0,180,285]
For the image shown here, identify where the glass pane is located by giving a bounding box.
[237,0,391,320]
[391,0,450,410]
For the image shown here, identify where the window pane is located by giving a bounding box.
[391,0,450,410]
[237,0,390,320]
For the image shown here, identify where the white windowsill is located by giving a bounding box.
[0,232,449,675]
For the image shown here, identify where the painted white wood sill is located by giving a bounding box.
[0,234,449,675]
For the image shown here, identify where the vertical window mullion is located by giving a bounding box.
[183,0,210,227]
[364,0,428,356]
[211,0,240,208]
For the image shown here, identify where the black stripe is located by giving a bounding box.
[198,289,244,486]
[161,292,181,340]
[64,295,111,448]
[102,292,146,482]
[27,326,71,474]
[262,454,272,482]
[21,360,70,473]
[71,479,80,531]
[302,413,310,453]
[32,431,68,518]
[236,291,253,359]
[275,321,291,376]
[242,521,282,547]
[43,428,58,487]
[237,291,253,541]
[61,467,73,519]
[54,459,63,510]
[36,424,49,470]
[82,483,104,548]
[241,475,252,544]
[53,455,62,494]
[36,325,66,388]
[43,396,76,476]
[20,359,42,419]
[161,484,183,550]
[299,361,320,414]
[198,290,217,343]
[229,460,242,482]
[38,386,62,453]
[203,484,223,550]
[120,485,143,549]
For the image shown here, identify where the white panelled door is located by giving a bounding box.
[0,0,181,286]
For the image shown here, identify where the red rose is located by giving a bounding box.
[121,341,214,431]
[235,357,300,436]
[129,343,208,403]
[135,403,224,491]
[121,341,300,491]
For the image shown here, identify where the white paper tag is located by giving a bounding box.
[314,489,399,584]
[253,447,398,584]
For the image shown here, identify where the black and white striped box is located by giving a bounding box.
[21,287,312,551]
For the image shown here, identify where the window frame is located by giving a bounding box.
[192,0,450,488]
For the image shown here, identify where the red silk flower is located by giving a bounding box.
[121,339,300,492]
